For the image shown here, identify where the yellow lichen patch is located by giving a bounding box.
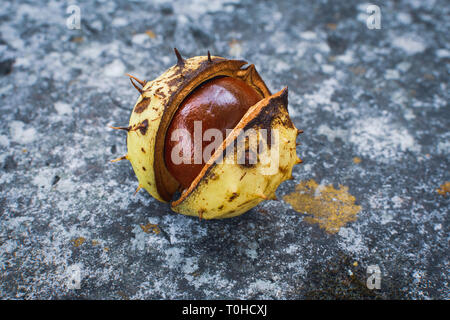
[283,179,361,234]
[145,30,156,39]
[326,23,337,30]
[436,182,450,196]
[70,36,84,43]
[71,237,86,247]
[140,223,160,234]
[353,157,361,164]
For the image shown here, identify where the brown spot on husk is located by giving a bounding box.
[134,97,151,113]
[278,165,288,175]
[154,87,166,99]
[138,119,149,135]
[229,192,238,201]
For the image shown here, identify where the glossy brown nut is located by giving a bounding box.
[164,76,262,189]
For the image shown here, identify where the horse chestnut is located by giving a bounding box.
[112,49,302,219]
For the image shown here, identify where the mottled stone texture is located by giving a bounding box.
[0,0,448,299]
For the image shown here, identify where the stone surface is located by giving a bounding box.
[0,0,448,299]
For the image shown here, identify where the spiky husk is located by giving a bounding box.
[124,52,301,219]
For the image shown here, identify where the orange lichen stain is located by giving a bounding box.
[326,23,337,30]
[283,179,361,234]
[145,30,156,39]
[436,182,450,196]
[103,247,109,252]
[71,36,84,43]
[140,223,160,235]
[353,157,361,164]
[72,237,86,247]
[92,240,99,246]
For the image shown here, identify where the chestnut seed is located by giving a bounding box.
[164,76,262,189]
[115,51,302,219]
